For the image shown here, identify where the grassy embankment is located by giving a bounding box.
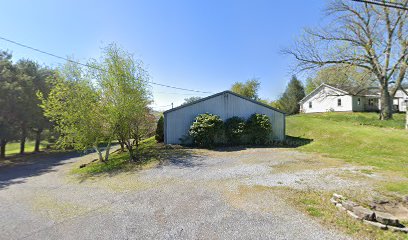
[287,112,408,195]
[282,112,408,239]
[72,137,191,177]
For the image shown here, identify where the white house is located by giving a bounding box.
[163,91,286,144]
[299,83,408,113]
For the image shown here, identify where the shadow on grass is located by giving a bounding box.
[211,135,314,152]
[72,140,202,182]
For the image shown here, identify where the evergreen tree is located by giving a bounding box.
[155,116,164,143]
[279,75,305,115]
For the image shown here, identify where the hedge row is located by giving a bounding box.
[188,113,272,148]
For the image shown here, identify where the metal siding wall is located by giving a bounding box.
[165,92,285,144]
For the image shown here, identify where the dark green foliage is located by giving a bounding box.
[278,75,305,115]
[182,96,202,105]
[155,116,164,142]
[0,51,53,157]
[224,117,245,145]
[245,114,272,145]
[189,113,224,147]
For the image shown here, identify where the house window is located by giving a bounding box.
[337,99,342,106]
[357,98,361,105]
[309,101,312,108]
[369,99,374,106]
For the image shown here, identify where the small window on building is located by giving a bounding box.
[309,101,312,108]
[369,99,374,106]
[357,98,361,105]
[337,99,342,106]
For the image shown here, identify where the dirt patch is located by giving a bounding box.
[31,192,93,221]
[271,155,344,173]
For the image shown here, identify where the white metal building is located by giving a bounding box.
[163,91,286,144]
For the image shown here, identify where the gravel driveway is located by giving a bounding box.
[0,148,357,240]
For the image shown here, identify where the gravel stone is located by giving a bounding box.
[0,148,354,240]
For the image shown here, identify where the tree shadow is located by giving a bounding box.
[0,151,82,189]
[73,144,202,183]
[209,135,314,152]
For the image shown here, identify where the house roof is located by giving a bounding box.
[299,83,349,104]
[163,90,286,115]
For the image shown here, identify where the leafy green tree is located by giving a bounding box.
[32,67,54,152]
[270,100,283,110]
[304,66,374,95]
[40,61,112,162]
[155,116,164,142]
[231,78,260,100]
[0,51,19,158]
[15,60,53,154]
[182,96,201,105]
[90,43,152,161]
[278,75,305,115]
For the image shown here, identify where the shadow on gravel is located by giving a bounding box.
[73,144,203,183]
[0,151,82,189]
[211,136,313,152]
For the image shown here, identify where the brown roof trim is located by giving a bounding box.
[163,90,286,115]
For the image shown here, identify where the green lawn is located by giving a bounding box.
[5,141,48,156]
[296,112,406,129]
[287,112,408,194]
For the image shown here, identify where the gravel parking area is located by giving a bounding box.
[0,148,364,240]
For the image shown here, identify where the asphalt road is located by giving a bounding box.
[0,148,353,240]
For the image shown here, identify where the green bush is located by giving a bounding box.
[189,113,224,147]
[155,116,164,142]
[245,114,272,145]
[224,116,245,145]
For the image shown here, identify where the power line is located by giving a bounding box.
[153,91,208,96]
[352,0,408,10]
[0,35,213,94]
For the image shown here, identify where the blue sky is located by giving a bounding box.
[0,0,326,110]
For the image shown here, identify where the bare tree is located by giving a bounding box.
[284,0,408,120]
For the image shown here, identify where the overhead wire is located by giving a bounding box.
[0,35,213,94]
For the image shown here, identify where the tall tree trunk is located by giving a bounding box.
[34,128,43,152]
[104,141,111,162]
[93,146,104,162]
[118,140,125,152]
[124,141,134,161]
[380,85,393,120]
[0,139,6,159]
[20,127,27,155]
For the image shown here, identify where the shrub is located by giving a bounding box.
[155,116,164,142]
[245,114,272,145]
[224,116,246,145]
[189,113,224,147]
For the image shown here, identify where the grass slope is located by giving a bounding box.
[287,112,408,194]
[72,137,190,177]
